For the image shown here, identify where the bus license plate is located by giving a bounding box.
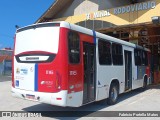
[26,94,35,100]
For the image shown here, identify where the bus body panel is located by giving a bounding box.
[12,21,150,107]
[12,24,70,106]
[67,28,95,105]
[14,62,35,91]
[66,91,83,107]
[12,87,68,106]
[14,25,60,92]
[96,65,125,100]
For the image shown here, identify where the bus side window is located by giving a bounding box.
[112,43,123,65]
[98,39,112,65]
[68,31,80,64]
[142,50,148,66]
[134,49,142,66]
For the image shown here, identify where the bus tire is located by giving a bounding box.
[107,83,119,105]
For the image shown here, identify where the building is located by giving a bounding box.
[36,0,160,83]
[0,48,12,75]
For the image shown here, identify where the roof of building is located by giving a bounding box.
[36,0,73,23]
[0,55,12,63]
[0,48,13,51]
[36,0,138,23]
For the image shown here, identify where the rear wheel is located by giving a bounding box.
[107,83,119,105]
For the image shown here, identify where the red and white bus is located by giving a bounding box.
[12,21,150,107]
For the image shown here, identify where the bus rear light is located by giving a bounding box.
[146,66,150,77]
[55,79,61,89]
[55,71,62,90]
[56,98,62,100]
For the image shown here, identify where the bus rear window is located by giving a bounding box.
[15,24,60,56]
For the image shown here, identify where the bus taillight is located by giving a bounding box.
[55,71,61,90]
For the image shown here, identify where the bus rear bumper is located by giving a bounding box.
[11,87,68,107]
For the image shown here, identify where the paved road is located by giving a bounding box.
[0,76,160,120]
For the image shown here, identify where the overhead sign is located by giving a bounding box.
[86,10,110,20]
[86,0,156,20]
[114,1,156,15]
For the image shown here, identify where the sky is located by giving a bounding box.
[0,0,55,49]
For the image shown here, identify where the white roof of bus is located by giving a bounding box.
[64,21,149,51]
[17,21,149,51]
[95,32,136,47]
[63,21,134,47]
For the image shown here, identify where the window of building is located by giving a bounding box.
[98,39,111,65]
[112,43,123,65]
[68,31,80,64]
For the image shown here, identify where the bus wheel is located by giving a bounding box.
[107,83,119,105]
